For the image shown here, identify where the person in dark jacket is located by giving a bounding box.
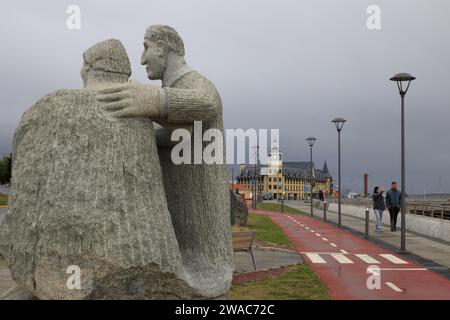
[386,181,402,232]
[319,190,324,202]
[372,186,385,232]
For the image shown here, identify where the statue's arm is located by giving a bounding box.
[162,87,219,123]
[97,83,220,123]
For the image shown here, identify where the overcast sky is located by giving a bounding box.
[1,0,449,194]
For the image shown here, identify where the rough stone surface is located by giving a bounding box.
[0,39,214,299]
[0,90,193,299]
[230,190,248,226]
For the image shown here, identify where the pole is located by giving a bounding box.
[365,208,369,239]
[338,130,342,227]
[400,93,406,252]
[256,145,260,209]
[323,200,327,221]
[252,178,255,209]
[310,146,313,217]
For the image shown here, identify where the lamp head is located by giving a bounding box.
[332,117,347,132]
[306,137,317,147]
[390,72,416,95]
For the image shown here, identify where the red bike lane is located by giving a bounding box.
[252,209,450,300]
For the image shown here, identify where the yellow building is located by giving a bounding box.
[236,142,332,200]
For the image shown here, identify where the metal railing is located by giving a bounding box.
[409,203,450,220]
[329,197,450,220]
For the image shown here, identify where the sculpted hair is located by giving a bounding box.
[145,25,185,56]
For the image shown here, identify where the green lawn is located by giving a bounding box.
[256,202,300,213]
[229,264,329,300]
[246,213,292,248]
[0,193,7,206]
[231,212,330,299]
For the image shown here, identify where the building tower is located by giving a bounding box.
[267,140,283,169]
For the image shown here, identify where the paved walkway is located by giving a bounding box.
[0,258,15,297]
[234,247,302,273]
[251,207,450,299]
[283,200,450,273]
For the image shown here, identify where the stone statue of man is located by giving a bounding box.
[97,25,233,296]
[0,39,201,299]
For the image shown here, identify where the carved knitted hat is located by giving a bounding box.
[83,39,131,76]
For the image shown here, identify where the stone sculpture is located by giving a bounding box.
[0,39,208,299]
[97,25,233,297]
[230,190,248,226]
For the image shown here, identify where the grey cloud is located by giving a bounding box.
[0,0,449,193]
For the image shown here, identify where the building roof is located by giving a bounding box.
[322,161,329,175]
[314,169,330,181]
[282,167,308,179]
[237,164,266,178]
[237,161,331,181]
[283,162,314,171]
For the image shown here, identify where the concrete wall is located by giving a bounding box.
[328,203,450,243]
[314,200,329,210]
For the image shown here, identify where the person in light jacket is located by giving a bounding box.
[372,186,386,232]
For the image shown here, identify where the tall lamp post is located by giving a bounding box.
[332,117,346,227]
[278,182,284,212]
[306,137,317,217]
[390,73,416,252]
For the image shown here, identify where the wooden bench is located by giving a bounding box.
[232,231,257,271]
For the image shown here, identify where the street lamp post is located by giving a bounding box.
[306,137,317,217]
[332,117,347,227]
[390,72,416,252]
[279,183,284,212]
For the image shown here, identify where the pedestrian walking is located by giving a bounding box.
[372,186,385,232]
[386,181,402,232]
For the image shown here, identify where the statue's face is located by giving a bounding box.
[141,38,167,80]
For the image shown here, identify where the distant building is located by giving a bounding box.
[236,141,333,200]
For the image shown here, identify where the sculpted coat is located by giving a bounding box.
[156,65,233,297]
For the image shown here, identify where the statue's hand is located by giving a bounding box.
[96,83,162,118]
